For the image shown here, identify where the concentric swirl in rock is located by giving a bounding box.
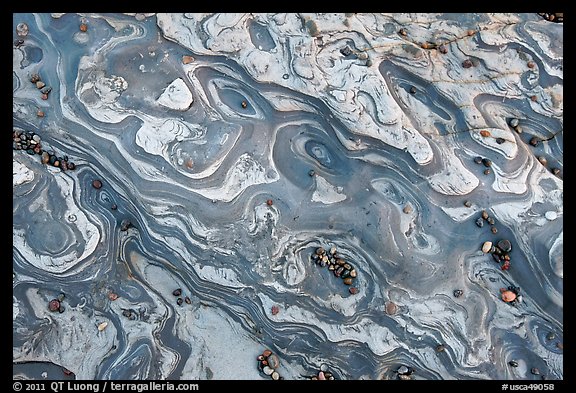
[13,13,562,380]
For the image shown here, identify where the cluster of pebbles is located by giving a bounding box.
[172,288,192,306]
[395,365,415,380]
[538,13,563,23]
[508,118,562,178]
[481,238,514,271]
[475,209,499,234]
[473,155,494,176]
[257,349,283,380]
[311,246,359,294]
[30,73,53,100]
[13,128,77,171]
[307,365,336,380]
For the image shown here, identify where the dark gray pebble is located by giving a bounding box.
[497,239,512,253]
[482,158,492,167]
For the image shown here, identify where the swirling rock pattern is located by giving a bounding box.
[13,13,562,380]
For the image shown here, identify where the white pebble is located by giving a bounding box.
[482,241,493,253]
[545,211,557,221]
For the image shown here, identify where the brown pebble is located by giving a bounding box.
[467,29,475,36]
[552,168,560,176]
[530,95,538,102]
[349,287,359,295]
[92,179,102,189]
[37,109,45,117]
[484,168,491,175]
[184,296,191,304]
[398,28,407,36]
[41,93,49,100]
[480,130,491,137]
[41,152,50,164]
[490,226,498,234]
[271,305,280,315]
[403,204,413,214]
[527,61,536,69]
[462,59,473,68]
[241,101,248,108]
[262,349,272,357]
[537,156,547,166]
[36,81,46,89]
[79,23,88,32]
[108,292,119,301]
[266,199,273,206]
[438,45,448,54]
[529,137,540,147]
[182,55,194,64]
[343,277,353,285]
[421,42,429,49]
[385,301,398,315]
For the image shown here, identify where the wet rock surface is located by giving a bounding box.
[13,13,562,380]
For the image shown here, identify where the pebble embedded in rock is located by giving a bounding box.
[531,367,540,375]
[271,305,279,315]
[537,156,547,166]
[529,137,540,147]
[453,289,463,298]
[436,344,445,352]
[397,365,410,375]
[271,371,280,380]
[480,130,490,137]
[92,179,102,189]
[349,287,359,295]
[409,86,417,94]
[79,23,88,32]
[544,211,557,221]
[385,301,398,315]
[308,169,316,177]
[475,218,484,228]
[462,59,473,68]
[509,360,518,367]
[464,200,472,207]
[266,199,273,206]
[403,204,413,214]
[172,288,182,296]
[481,158,492,167]
[474,156,483,164]
[509,118,519,128]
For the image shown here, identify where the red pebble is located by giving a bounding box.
[48,299,60,312]
[266,199,273,206]
[271,305,279,315]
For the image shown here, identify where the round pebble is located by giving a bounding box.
[343,277,353,285]
[464,200,472,207]
[402,204,413,214]
[496,137,505,144]
[481,241,493,253]
[271,371,280,380]
[509,118,519,128]
[490,226,498,234]
[484,169,491,175]
[438,45,448,54]
[262,349,272,357]
[497,239,512,253]
[16,22,29,37]
[349,287,359,295]
[266,199,273,206]
[480,130,491,137]
[267,354,280,369]
[262,366,274,376]
[397,365,410,375]
[241,101,248,108]
[481,158,492,167]
[501,290,517,302]
[172,288,182,296]
[176,298,183,306]
[385,301,398,315]
[184,296,191,304]
[436,344,445,352]
[92,179,102,189]
[48,299,60,312]
[453,289,463,298]
[462,59,473,68]
[544,211,557,221]
[409,86,417,94]
[79,23,88,32]
[474,156,483,164]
